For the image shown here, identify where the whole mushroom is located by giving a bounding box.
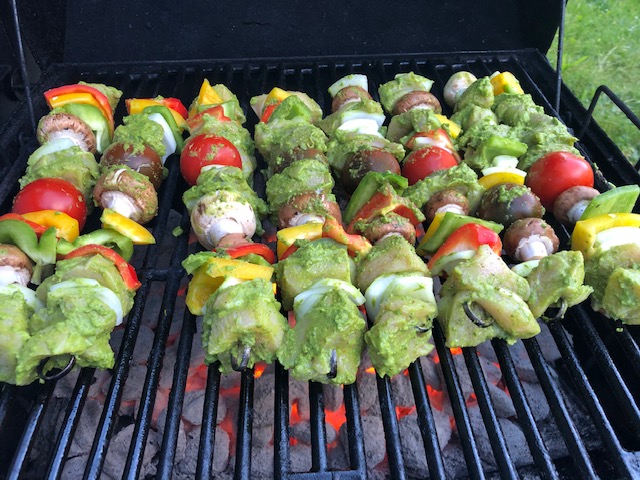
[443,71,478,108]
[477,183,544,227]
[359,213,416,245]
[93,166,158,224]
[190,191,256,249]
[278,192,341,229]
[503,218,559,263]
[100,142,164,190]
[37,112,97,153]
[424,189,470,223]
[332,86,372,113]
[552,185,600,227]
[341,148,400,192]
[392,91,442,115]
[0,244,34,287]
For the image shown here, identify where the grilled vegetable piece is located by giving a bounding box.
[361,236,437,377]
[275,238,353,311]
[201,278,289,372]
[355,234,428,292]
[438,245,540,347]
[278,287,366,385]
[584,243,640,324]
[524,250,593,319]
[0,285,38,384]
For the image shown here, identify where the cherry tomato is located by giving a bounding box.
[525,151,594,209]
[401,146,458,185]
[13,178,87,229]
[180,134,242,185]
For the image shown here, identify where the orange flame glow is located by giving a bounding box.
[325,404,347,433]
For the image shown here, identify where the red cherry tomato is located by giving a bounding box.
[12,178,87,229]
[180,134,242,185]
[525,151,594,209]
[401,146,458,185]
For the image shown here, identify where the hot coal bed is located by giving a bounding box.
[1,53,640,480]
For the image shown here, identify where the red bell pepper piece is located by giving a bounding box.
[44,84,115,134]
[217,243,276,264]
[427,223,502,272]
[161,97,189,120]
[346,184,424,233]
[64,244,141,290]
[323,216,372,256]
[0,213,47,236]
[279,243,298,260]
[260,103,280,123]
[186,105,231,133]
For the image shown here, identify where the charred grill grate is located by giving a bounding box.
[0,52,639,479]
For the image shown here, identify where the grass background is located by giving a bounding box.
[547,0,640,164]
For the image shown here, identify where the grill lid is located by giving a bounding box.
[15,0,563,67]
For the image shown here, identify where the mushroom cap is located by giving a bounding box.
[332,86,372,113]
[503,217,559,262]
[477,183,544,227]
[94,167,158,224]
[37,112,97,153]
[100,142,164,190]
[553,185,600,227]
[392,91,442,115]
[278,191,341,229]
[424,189,469,223]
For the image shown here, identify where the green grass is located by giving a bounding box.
[547,0,640,164]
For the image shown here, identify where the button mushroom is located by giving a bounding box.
[100,142,165,190]
[477,183,545,227]
[272,148,328,175]
[503,218,560,263]
[341,148,400,193]
[331,86,372,113]
[190,191,257,249]
[424,189,470,223]
[392,91,442,115]
[278,192,342,229]
[37,112,97,153]
[443,71,478,108]
[93,166,158,224]
[552,185,600,227]
[0,244,34,286]
[359,213,417,245]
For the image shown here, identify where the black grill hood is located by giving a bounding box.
[16,0,562,68]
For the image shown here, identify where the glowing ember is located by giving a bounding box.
[450,347,463,355]
[290,400,302,424]
[254,363,267,378]
[325,404,346,433]
[426,385,447,412]
[365,367,376,375]
[466,393,478,407]
[186,364,208,392]
[396,405,417,419]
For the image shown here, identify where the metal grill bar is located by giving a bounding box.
[46,368,95,479]
[548,321,637,479]
[195,362,222,479]
[376,375,406,479]
[492,339,560,479]
[407,360,447,478]
[433,324,485,480]
[522,337,598,478]
[463,347,518,479]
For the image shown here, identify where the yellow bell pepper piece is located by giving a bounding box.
[435,114,461,139]
[186,258,275,315]
[478,171,526,189]
[421,211,447,246]
[47,92,104,113]
[572,213,640,259]
[197,79,224,106]
[22,210,79,242]
[490,72,524,95]
[185,267,225,315]
[265,87,292,106]
[101,209,155,245]
[205,257,274,281]
[127,99,186,128]
[276,222,323,259]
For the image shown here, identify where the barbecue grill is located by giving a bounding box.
[1,1,640,478]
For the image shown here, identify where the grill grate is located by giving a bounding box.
[0,52,639,479]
